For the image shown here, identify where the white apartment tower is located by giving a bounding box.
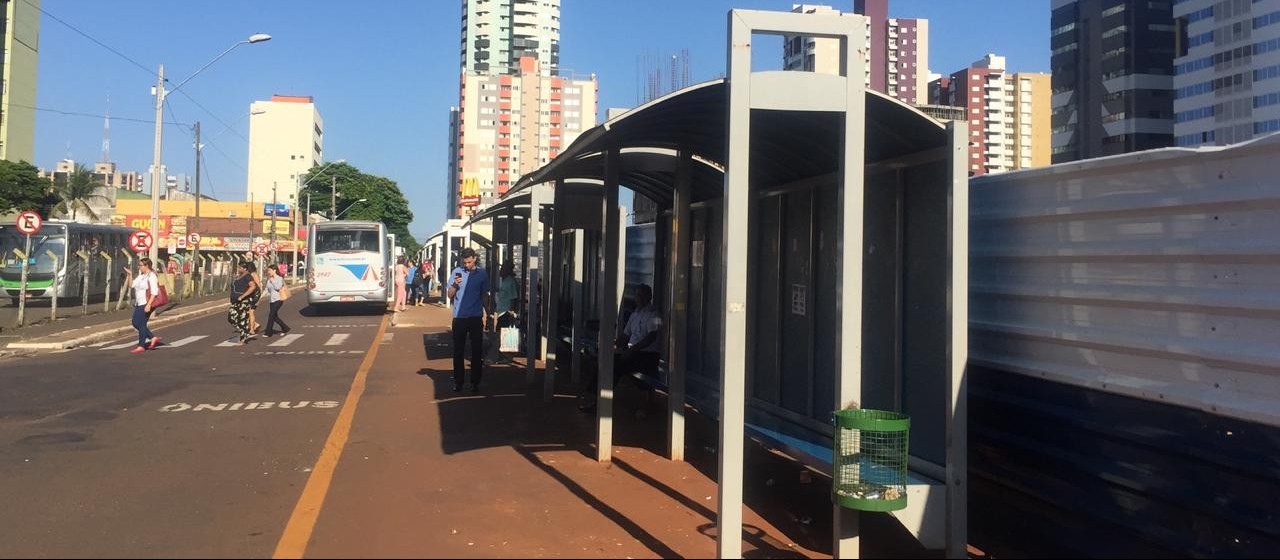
[461,0,561,76]
[246,95,324,205]
[1173,0,1280,146]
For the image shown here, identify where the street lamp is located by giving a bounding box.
[149,33,271,262]
[334,198,368,220]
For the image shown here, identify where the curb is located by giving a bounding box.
[5,301,231,350]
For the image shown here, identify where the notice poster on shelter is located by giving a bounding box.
[691,241,705,268]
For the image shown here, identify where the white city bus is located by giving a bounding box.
[306,220,390,310]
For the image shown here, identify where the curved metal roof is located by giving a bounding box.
[508,78,948,202]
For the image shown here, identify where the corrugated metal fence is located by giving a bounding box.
[969,136,1280,557]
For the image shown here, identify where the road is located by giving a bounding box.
[0,300,389,558]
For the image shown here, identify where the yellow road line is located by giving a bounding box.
[272,314,390,559]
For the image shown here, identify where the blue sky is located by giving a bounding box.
[32,1,1047,238]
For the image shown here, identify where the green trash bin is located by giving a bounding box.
[832,408,910,512]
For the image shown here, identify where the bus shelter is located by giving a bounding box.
[466,9,967,558]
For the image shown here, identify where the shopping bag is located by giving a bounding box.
[500,327,520,353]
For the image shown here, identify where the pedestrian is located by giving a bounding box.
[227,261,259,345]
[124,257,162,354]
[414,260,429,306]
[262,265,291,338]
[406,258,419,307]
[394,256,409,312]
[449,247,491,393]
[247,262,263,334]
[424,258,436,299]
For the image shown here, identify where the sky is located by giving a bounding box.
[32,0,1048,239]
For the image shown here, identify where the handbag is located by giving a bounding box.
[145,274,170,308]
[500,326,520,353]
[279,282,291,301]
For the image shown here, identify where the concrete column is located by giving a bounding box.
[571,232,586,385]
[544,184,564,402]
[526,187,544,386]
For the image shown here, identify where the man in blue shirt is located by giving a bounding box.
[448,247,491,393]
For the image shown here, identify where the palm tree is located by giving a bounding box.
[52,163,110,222]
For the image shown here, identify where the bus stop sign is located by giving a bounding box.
[15,211,41,235]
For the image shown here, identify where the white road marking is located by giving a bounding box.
[216,338,243,347]
[269,333,304,347]
[161,335,208,348]
[101,342,137,351]
[324,334,349,346]
[159,400,341,413]
[382,332,394,344]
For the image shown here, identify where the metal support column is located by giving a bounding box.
[944,120,970,560]
[596,149,621,462]
[571,232,585,385]
[526,185,546,385]
[544,184,564,401]
[719,11,753,558]
[667,150,693,462]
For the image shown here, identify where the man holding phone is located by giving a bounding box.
[448,247,491,393]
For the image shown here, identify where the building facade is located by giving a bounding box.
[246,95,324,205]
[461,0,560,76]
[782,2,929,105]
[1173,0,1280,146]
[453,56,596,217]
[930,55,1051,176]
[1051,0,1177,163]
[1,0,39,163]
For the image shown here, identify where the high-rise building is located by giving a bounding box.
[782,2,929,105]
[1173,0,1280,146]
[453,56,597,217]
[246,95,324,205]
[1,0,39,163]
[930,55,1051,176]
[1050,0,1176,163]
[447,107,461,220]
[461,0,560,76]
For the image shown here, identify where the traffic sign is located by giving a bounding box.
[15,211,41,235]
[254,243,269,256]
[129,230,154,254]
[188,232,202,245]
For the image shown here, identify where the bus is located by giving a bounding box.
[306,220,391,310]
[1,221,136,305]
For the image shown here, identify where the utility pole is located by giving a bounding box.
[192,121,202,289]
[270,181,278,263]
[149,65,166,262]
[330,175,336,220]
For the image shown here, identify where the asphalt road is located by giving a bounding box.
[0,299,389,558]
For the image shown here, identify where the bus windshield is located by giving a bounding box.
[1,232,66,274]
[315,230,381,254]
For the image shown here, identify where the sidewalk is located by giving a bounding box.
[297,303,925,558]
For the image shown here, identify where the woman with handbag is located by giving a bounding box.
[227,261,259,345]
[262,265,292,337]
[124,257,162,354]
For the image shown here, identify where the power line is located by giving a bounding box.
[11,103,189,127]
[24,0,156,80]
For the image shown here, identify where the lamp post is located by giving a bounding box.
[334,198,368,220]
[148,33,271,262]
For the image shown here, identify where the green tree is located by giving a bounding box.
[51,163,109,222]
[0,159,54,215]
[299,162,419,255]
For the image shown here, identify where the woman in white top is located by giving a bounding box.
[124,257,161,354]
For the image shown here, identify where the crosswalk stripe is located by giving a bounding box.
[161,335,207,348]
[216,338,242,347]
[101,342,136,351]
[324,334,349,346]
[270,333,304,347]
[88,341,111,348]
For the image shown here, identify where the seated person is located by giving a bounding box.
[579,283,662,414]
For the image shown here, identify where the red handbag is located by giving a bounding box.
[145,275,170,308]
